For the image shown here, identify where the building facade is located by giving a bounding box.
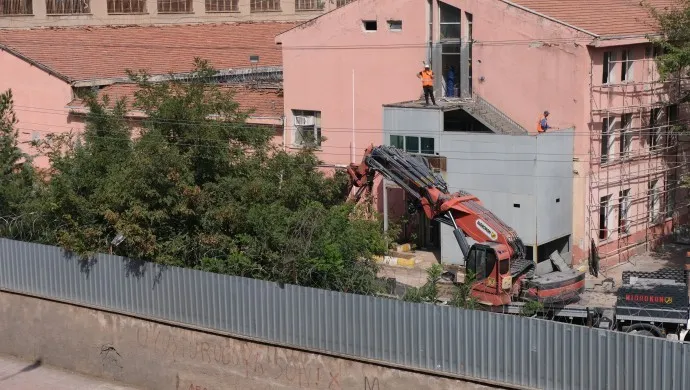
[0,0,355,28]
[278,0,689,267]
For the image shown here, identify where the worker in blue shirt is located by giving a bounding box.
[537,110,552,133]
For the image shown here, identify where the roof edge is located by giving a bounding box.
[498,0,599,37]
[72,66,283,87]
[0,43,71,83]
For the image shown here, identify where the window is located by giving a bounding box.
[667,104,679,128]
[336,0,352,6]
[0,0,32,14]
[602,51,616,84]
[618,189,630,235]
[158,0,191,12]
[649,107,663,149]
[649,180,660,223]
[439,2,461,41]
[250,0,279,12]
[292,110,322,147]
[601,116,615,163]
[390,135,404,149]
[621,49,633,82]
[108,0,146,13]
[295,0,322,11]
[599,194,613,240]
[388,20,402,31]
[46,0,89,13]
[466,247,490,280]
[389,135,435,155]
[619,113,632,158]
[206,0,238,12]
[363,20,377,31]
[666,171,677,218]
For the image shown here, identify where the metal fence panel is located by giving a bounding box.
[1,237,689,389]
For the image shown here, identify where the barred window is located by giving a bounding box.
[0,0,33,15]
[336,0,352,7]
[158,0,192,13]
[206,0,237,12]
[46,0,89,14]
[250,0,280,12]
[295,0,322,11]
[108,0,146,13]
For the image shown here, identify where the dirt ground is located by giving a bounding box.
[376,242,690,307]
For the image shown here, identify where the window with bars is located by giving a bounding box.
[46,0,89,14]
[206,0,237,12]
[648,107,663,150]
[619,113,632,158]
[108,0,145,13]
[295,0,322,11]
[0,0,32,15]
[250,0,280,12]
[158,0,192,13]
[336,0,353,7]
[600,116,615,164]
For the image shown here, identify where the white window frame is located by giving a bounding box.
[649,107,664,150]
[648,180,660,223]
[601,116,615,163]
[389,134,435,155]
[621,49,633,82]
[619,113,633,158]
[388,20,402,31]
[599,194,614,240]
[292,110,322,147]
[438,1,461,41]
[603,51,616,84]
[618,189,631,235]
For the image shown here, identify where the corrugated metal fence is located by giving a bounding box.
[0,237,688,390]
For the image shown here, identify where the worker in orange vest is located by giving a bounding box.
[537,110,551,133]
[417,64,436,106]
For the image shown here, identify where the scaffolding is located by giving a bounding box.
[586,45,690,271]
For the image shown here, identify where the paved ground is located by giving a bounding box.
[0,354,138,390]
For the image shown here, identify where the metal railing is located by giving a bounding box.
[250,0,279,12]
[107,0,146,13]
[46,0,89,14]
[0,0,32,14]
[205,0,237,12]
[473,94,529,134]
[157,0,192,13]
[0,237,688,390]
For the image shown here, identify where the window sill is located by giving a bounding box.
[157,11,194,14]
[289,145,322,151]
[206,10,240,13]
[107,12,149,15]
[47,13,93,16]
[0,13,34,17]
[250,9,282,13]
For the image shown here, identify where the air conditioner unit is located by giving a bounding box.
[293,115,315,126]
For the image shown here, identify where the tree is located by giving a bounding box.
[15,59,391,295]
[0,90,35,217]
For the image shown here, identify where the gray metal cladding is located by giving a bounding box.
[0,237,688,390]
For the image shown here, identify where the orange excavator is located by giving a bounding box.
[347,145,585,306]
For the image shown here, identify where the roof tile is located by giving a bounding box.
[68,83,284,119]
[0,22,296,82]
[511,0,679,36]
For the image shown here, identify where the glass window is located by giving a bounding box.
[405,136,419,153]
[439,2,461,40]
[485,251,497,278]
[499,259,509,274]
[390,135,404,149]
[421,137,434,154]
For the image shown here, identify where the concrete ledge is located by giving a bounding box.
[373,255,416,268]
[0,290,505,390]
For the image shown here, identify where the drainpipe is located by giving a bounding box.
[282,114,286,152]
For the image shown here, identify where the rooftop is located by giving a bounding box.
[511,0,680,37]
[384,96,529,135]
[67,83,284,121]
[0,22,297,83]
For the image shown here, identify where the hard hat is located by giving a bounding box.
[424,64,430,68]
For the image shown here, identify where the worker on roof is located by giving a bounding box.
[417,64,437,106]
[537,110,552,133]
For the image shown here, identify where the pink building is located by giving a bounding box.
[0,22,293,167]
[278,0,689,267]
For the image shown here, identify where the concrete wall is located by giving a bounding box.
[0,291,492,390]
[0,49,82,169]
[0,0,339,28]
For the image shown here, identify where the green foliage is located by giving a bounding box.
[402,263,444,304]
[2,59,389,295]
[519,301,544,317]
[449,270,479,310]
[0,90,36,217]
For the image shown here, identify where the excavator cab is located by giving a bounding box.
[465,243,513,306]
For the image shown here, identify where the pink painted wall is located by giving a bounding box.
[0,49,82,168]
[278,0,427,165]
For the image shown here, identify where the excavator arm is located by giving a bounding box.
[347,145,525,260]
[348,145,585,306]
